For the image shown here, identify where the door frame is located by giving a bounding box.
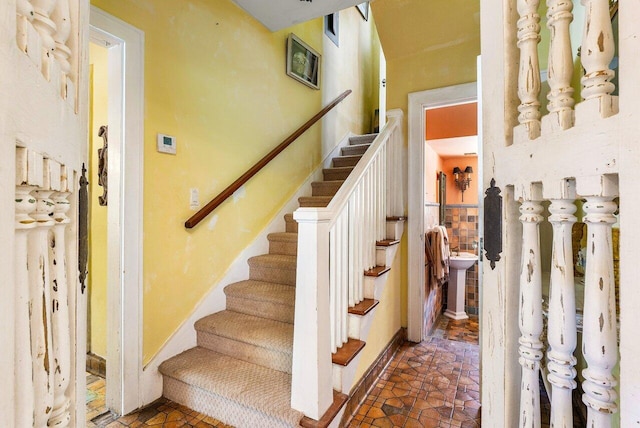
[89,6,145,416]
[406,82,477,342]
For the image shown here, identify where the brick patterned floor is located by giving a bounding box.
[86,316,480,427]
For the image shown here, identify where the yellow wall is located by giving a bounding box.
[90,0,379,364]
[88,43,109,358]
[425,144,444,203]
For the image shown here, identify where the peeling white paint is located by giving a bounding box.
[232,186,246,203]
[207,214,219,231]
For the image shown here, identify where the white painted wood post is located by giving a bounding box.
[16,0,35,52]
[518,198,544,428]
[580,0,615,101]
[547,198,578,428]
[581,196,618,427]
[30,0,58,78]
[30,186,56,427]
[545,0,575,130]
[516,0,542,140]
[14,185,36,428]
[48,172,72,427]
[291,209,333,420]
[51,0,72,98]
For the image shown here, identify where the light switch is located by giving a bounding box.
[190,188,199,210]
[157,133,177,154]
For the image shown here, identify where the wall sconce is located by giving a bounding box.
[453,166,473,201]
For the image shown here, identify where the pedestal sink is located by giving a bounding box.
[445,252,478,320]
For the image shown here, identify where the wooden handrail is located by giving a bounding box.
[185,89,352,229]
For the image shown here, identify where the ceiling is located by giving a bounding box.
[428,135,478,159]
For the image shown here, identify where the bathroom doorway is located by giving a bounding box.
[406,82,481,343]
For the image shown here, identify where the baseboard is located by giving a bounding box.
[339,328,407,427]
[86,352,106,378]
[140,131,357,406]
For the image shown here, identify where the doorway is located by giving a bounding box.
[406,82,480,342]
[87,6,145,418]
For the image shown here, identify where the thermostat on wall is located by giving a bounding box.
[157,133,177,155]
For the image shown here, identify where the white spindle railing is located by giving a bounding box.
[546,198,578,428]
[516,0,542,140]
[15,0,77,102]
[291,110,404,419]
[517,198,545,428]
[581,197,618,427]
[14,148,76,428]
[580,0,615,101]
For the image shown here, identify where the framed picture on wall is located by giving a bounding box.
[286,33,321,90]
[356,2,369,21]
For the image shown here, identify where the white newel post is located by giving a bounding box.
[51,0,72,98]
[30,0,58,79]
[518,199,544,428]
[48,169,72,427]
[516,0,542,140]
[291,209,333,420]
[547,199,578,428]
[545,0,575,130]
[581,197,618,427]
[15,185,37,428]
[580,0,615,102]
[30,186,56,427]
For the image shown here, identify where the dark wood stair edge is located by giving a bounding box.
[376,239,400,247]
[332,338,366,366]
[300,391,349,428]
[386,216,406,222]
[364,265,390,277]
[348,299,379,316]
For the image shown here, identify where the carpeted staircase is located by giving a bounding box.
[158,134,378,427]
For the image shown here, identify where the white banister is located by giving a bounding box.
[48,168,72,427]
[546,198,578,428]
[292,111,404,418]
[14,185,36,428]
[580,0,615,101]
[516,0,542,140]
[30,185,56,427]
[545,0,575,130]
[518,198,544,428]
[581,196,618,427]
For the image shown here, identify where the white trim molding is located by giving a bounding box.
[407,82,477,342]
[89,6,145,416]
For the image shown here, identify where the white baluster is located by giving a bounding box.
[581,197,618,427]
[546,0,575,130]
[48,185,72,427]
[51,0,72,98]
[547,199,578,428]
[355,186,364,302]
[580,0,615,101]
[15,185,37,428]
[348,196,356,307]
[518,199,544,428]
[516,0,542,140]
[329,223,337,353]
[29,187,56,427]
[340,212,349,344]
[31,0,58,78]
[16,0,35,52]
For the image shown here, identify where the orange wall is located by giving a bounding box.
[426,102,477,140]
[443,156,478,205]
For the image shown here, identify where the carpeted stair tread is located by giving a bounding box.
[268,232,298,256]
[298,196,333,208]
[332,154,362,167]
[159,347,303,427]
[195,310,293,353]
[341,143,370,156]
[224,280,295,323]
[311,180,344,197]
[248,254,297,286]
[284,213,298,233]
[323,166,354,181]
[349,133,377,145]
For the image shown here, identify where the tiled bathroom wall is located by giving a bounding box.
[445,205,479,314]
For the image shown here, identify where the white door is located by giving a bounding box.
[480,0,640,426]
[2,1,89,426]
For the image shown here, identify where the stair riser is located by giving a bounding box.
[298,199,330,208]
[249,264,297,286]
[269,240,297,256]
[226,296,294,324]
[162,377,297,428]
[284,215,298,233]
[341,145,368,156]
[332,156,360,167]
[349,134,376,145]
[311,182,342,197]
[197,332,292,374]
[323,170,352,181]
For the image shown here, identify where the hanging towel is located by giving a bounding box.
[437,225,450,279]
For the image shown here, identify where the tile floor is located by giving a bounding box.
[86,316,480,427]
